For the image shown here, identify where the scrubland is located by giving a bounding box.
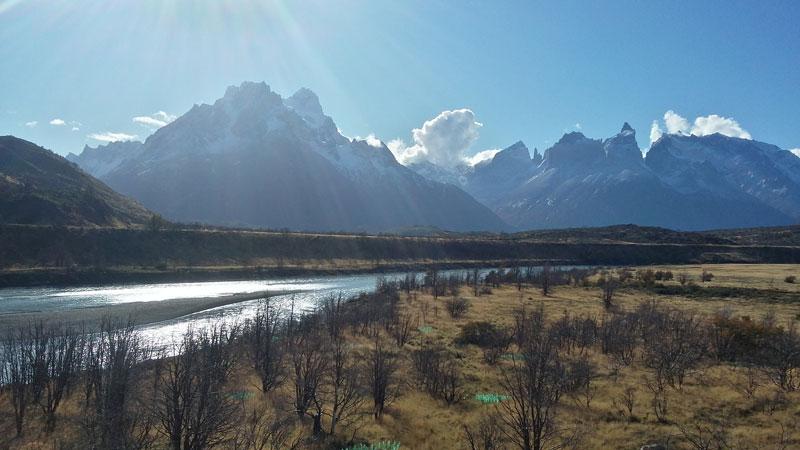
[2,264,799,449]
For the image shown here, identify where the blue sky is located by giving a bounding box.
[1,0,798,158]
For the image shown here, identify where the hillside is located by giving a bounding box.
[0,136,151,227]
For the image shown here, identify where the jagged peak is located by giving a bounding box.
[621,122,634,134]
[492,141,530,162]
[285,87,325,118]
[556,131,588,145]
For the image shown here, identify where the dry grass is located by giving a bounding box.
[3,264,799,449]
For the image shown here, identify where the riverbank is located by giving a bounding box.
[0,289,296,334]
[3,224,800,288]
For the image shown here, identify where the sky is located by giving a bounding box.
[1,0,799,161]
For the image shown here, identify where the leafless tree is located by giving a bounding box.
[498,307,567,450]
[676,418,732,450]
[153,326,239,450]
[411,346,465,405]
[324,331,365,435]
[762,321,800,391]
[368,336,398,420]
[40,323,85,432]
[541,264,551,296]
[389,313,415,348]
[287,319,328,437]
[245,297,286,394]
[82,320,154,450]
[463,413,507,450]
[597,273,617,310]
[233,405,301,450]
[445,297,470,319]
[2,328,31,436]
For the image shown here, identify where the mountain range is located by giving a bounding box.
[56,81,800,232]
[408,123,800,230]
[68,82,506,232]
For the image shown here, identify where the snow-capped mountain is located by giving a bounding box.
[69,82,508,232]
[411,123,797,230]
[67,141,144,178]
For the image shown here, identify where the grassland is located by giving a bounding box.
[2,264,799,449]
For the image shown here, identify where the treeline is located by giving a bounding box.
[4,224,800,285]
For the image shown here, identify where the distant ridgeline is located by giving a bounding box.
[2,224,800,287]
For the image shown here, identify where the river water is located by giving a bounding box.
[0,270,482,344]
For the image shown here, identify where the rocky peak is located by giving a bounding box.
[492,141,531,163]
[604,122,643,167]
[621,122,634,134]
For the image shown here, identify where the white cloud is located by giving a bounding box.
[49,118,66,126]
[649,110,752,145]
[790,148,800,158]
[389,108,482,167]
[24,121,37,128]
[575,123,582,130]
[354,133,383,148]
[663,110,690,135]
[649,120,663,145]
[691,114,751,140]
[132,111,176,129]
[465,148,501,166]
[87,132,138,143]
[71,127,80,131]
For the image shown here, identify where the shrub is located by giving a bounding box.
[700,270,714,282]
[445,297,470,319]
[785,275,796,284]
[456,321,503,347]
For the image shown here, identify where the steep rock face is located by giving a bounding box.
[71,82,508,232]
[466,141,539,205]
[66,141,144,178]
[0,136,151,226]
[411,123,794,231]
[646,133,800,220]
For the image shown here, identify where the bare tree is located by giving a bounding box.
[40,323,85,432]
[153,326,239,450]
[325,331,365,435]
[463,413,507,450]
[82,320,154,450]
[233,405,301,450]
[2,328,31,436]
[245,297,286,394]
[498,306,567,450]
[541,264,551,296]
[288,319,328,437]
[389,313,415,348]
[368,336,398,420]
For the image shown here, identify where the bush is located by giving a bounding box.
[444,297,470,319]
[700,270,714,282]
[456,321,503,347]
[785,275,796,284]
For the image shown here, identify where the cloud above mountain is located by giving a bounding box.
[49,118,65,126]
[87,131,138,143]
[465,148,501,166]
[649,110,752,145]
[388,108,482,168]
[132,111,176,129]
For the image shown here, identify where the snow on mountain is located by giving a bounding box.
[67,141,144,178]
[70,82,508,232]
[411,123,796,230]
